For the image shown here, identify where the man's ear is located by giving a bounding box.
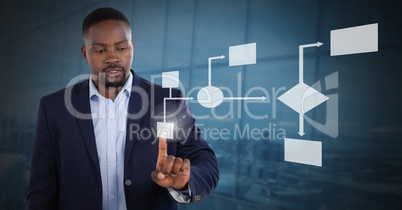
[81,46,88,63]
[132,41,135,55]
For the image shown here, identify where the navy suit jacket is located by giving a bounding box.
[27,71,219,210]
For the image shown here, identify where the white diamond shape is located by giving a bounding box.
[278,83,329,114]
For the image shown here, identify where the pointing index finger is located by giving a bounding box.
[156,136,168,167]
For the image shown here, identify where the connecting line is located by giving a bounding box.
[298,89,310,136]
[298,112,305,136]
[223,96,267,101]
[208,55,225,86]
[297,42,323,136]
[298,87,307,136]
[163,97,194,122]
[299,42,323,84]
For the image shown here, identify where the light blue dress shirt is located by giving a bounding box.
[89,72,190,210]
[89,73,133,210]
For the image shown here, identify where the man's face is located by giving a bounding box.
[81,20,133,89]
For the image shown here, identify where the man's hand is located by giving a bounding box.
[151,137,191,190]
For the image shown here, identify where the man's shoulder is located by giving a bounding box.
[41,79,88,103]
[137,75,163,91]
[136,74,181,97]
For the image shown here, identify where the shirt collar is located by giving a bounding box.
[89,71,133,99]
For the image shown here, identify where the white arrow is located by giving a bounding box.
[208,55,225,86]
[298,113,305,136]
[165,97,194,101]
[163,97,194,122]
[297,42,323,135]
[299,42,323,84]
[300,42,323,49]
[223,96,267,101]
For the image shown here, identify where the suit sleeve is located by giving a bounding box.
[173,90,219,203]
[27,97,59,209]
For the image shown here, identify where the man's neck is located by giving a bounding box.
[101,87,122,101]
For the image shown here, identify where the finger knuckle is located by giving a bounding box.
[167,155,176,160]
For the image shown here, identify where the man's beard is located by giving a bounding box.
[98,65,129,89]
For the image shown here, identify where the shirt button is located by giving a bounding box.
[110,194,115,199]
[125,179,132,186]
[109,164,115,168]
[110,136,114,140]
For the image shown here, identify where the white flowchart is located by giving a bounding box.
[278,42,328,137]
[157,23,379,167]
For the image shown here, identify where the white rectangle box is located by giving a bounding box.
[162,71,180,88]
[284,138,322,167]
[157,122,174,139]
[331,23,378,56]
[229,43,256,66]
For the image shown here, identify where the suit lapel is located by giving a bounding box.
[124,71,146,169]
[71,80,101,175]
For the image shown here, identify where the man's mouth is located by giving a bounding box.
[104,69,123,77]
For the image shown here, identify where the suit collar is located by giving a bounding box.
[70,80,100,175]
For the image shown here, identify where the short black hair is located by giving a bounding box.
[82,7,130,37]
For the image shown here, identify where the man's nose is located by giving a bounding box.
[105,49,120,64]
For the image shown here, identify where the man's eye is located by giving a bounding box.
[118,47,128,51]
[95,49,105,53]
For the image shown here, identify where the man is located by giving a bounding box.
[27,7,219,210]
